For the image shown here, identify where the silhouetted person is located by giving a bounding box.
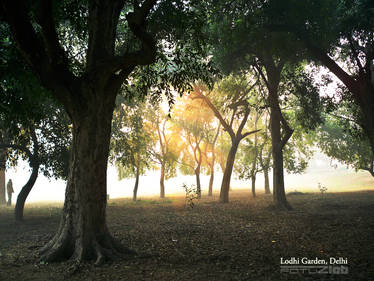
[7,179,13,206]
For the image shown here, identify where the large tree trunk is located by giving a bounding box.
[265,59,292,210]
[358,89,374,155]
[264,168,271,194]
[40,94,133,264]
[2,0,157,265]
[208,164,214,197]
[133,168,139,201]
[220,141,239,203]
[0,151,5,205]
[251,175,256,198]
[270,106,292,210]
[195,165,201,199]
[160,163,165,198]
[15,157,39,221]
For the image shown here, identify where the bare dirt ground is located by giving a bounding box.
[0,190,373,281]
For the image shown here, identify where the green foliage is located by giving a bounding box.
[280,65,323,131]
[0,24,71,180]
[264,0,374,144]
[282,109,317,175]
[317,104,373,176]
[110,96,153,180]
[235,138,257,180]
[234,111,264,181]
[204,1,324,180]
[206,0,306,74]
[124,43,219,110]
[144,103,180,180]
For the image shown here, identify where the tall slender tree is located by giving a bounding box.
[110,98,153,201]
[145,104,180,198]
[203,124,220,197]
[194,77,260,203]
[173,94,215,198]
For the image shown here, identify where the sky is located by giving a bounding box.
[4,149,374,204]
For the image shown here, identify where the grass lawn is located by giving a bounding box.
[0,190,373,280]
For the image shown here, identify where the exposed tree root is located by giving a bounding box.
[39,227,136,264]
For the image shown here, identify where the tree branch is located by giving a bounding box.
[348,36,365,76]
[111,0,157,71]
[307,43,359,95]
[279,113,293,150]
[254,63,269,90]
[237,105,250,137]
[2,1,77,110]
[87,0,125,70]
[37,0,70,71]
[241,129,261,139]
[193,87,235,140]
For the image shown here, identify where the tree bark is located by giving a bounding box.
[220,141,239,203]
[250,113,259,199]
[264,168,271,194]
[269,105,292,210]
[208,125,219,197]
[133,168,139,201]
[160,163,165,198]
[208,164,214,197]
[251,175,256,198]
[357,89,374,155]
[195,165,201,199]
[15,157,39,221]
[0,131,8,205]
[14,127,40,221]
[40,92,133,264]
[261,57,292,210]
[0,151,5,205]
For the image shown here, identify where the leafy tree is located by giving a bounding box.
[144,103,179,198]
[0,94,71,221]
[206,0,323,209]
[265,0,374,156]
[202,124,220,196]
[194,76,260,203]
[110,97,153,201]
[0,27,70,219]
[172,94,215,198]
[1,0,214,263]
